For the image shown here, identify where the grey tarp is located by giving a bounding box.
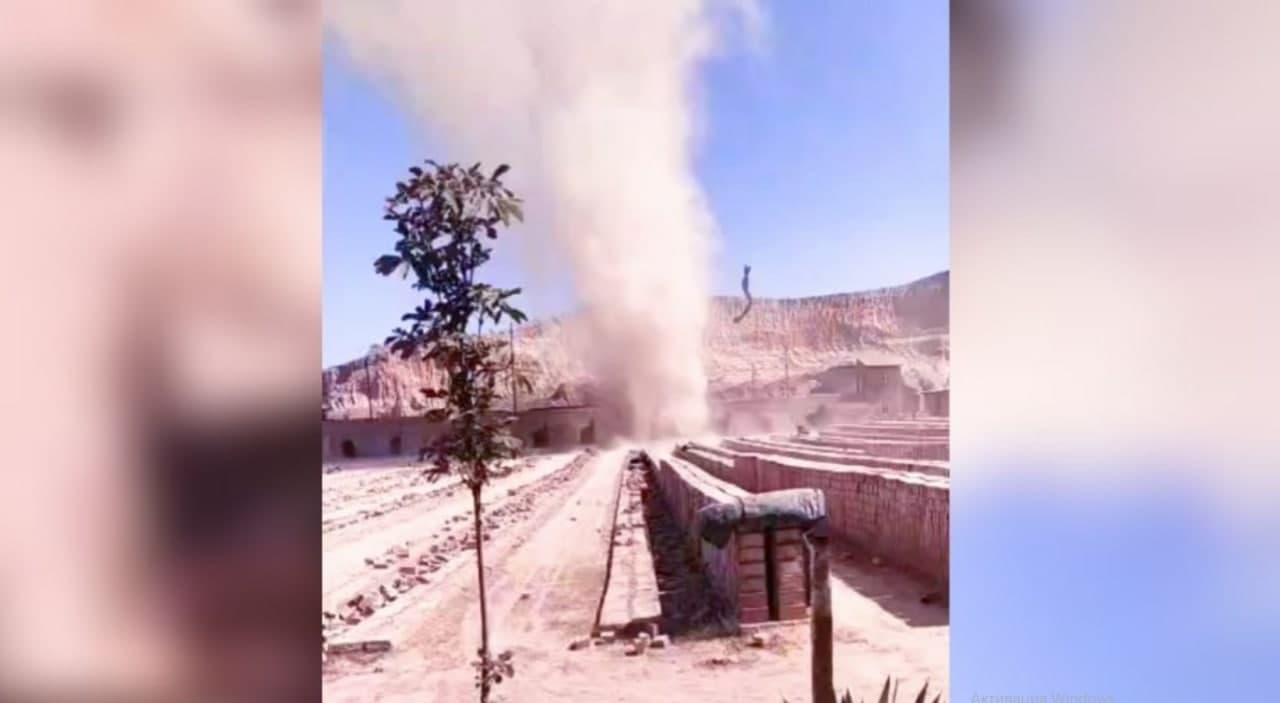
[696,488,827,549]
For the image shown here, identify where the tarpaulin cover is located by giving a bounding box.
[696,488,827,548]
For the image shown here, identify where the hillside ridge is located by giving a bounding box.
[322,270,949,419]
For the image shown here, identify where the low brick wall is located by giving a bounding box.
[813,431,949,460]
[723,437,950,478]
[826,422,950,441]
[653,456,808,624]
[679,444,949,587]
[674,445,735,481]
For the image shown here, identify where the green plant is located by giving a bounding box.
[785,677,941,703]
[374,159,527,702]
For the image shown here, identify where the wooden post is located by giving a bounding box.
[809,528,834,703]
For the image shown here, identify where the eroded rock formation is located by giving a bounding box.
[322,271,949,419]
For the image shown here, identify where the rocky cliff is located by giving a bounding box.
[322,271,949,419]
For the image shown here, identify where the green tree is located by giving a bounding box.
[374,160,527,702]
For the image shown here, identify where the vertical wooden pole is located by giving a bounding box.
[809,530,834,703]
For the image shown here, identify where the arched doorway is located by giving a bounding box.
[341,439,358,459]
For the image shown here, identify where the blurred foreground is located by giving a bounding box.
[0,2,319,701]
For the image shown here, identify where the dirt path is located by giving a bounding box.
[323,454,570,611]
[323,448,947,703]
[323,449,626,702]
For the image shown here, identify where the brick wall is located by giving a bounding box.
[653,457,808,624]
[322,407,604,461]
[722,438,950,478]
[653,457,748,615]
[673,446,737,484]
[815,432,950,460]
[679,444,949,587]
[825,422,950,441]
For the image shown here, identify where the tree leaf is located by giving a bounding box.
[373,254,402,276]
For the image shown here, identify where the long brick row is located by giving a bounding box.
[676,442,949,587]
[814,431,949,460]
[722,437,950,478]
[826,421,950,441]
[652,455,809,624]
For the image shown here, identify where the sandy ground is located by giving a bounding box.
[323,448,947,703]
[323,454,571,611]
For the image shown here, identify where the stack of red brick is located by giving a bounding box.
[677,442,949,588]
[654,456,810,625]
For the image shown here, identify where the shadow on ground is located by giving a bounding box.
[828,541,948,628]
[638,467,737,639]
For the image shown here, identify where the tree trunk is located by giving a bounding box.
[472,484,492,702]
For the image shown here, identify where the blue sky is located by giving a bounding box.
[323,1,948,367]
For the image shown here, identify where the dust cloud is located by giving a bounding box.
[325,0,764,439]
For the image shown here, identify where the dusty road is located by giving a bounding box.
[323,449,947,703]
[324,448,625,701]
[324,453,574,619]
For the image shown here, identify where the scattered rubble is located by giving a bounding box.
[327,640,393,656]
[324,451,595,644]
[323,458,540,534]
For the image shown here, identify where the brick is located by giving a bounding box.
[739,561,767,578]
[775,588,808,608]
[738,591,770,609]
[778,604,809,621]
[738,545,767,562]
[773,529,804,546]
[775,559,806,579]
[327,642,364,654]
[777,571,807,592]
[774,544,806,561]
[737,532,765,548]
[738,606,771,624]
[739,575,768,594]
